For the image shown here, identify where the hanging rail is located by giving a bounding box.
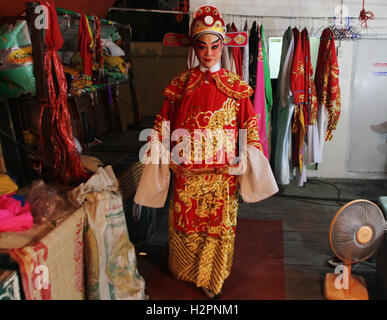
[221,13,387,20]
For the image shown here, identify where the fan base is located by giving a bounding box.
[324,273,369,300]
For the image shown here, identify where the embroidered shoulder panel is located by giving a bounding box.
[213,69,254,100]
[163,68,204,102]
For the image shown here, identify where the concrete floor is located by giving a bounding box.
[133,177,387,300]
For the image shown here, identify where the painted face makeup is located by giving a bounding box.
[194,33,223,69]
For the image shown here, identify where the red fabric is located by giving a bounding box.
[290,28,305,105]
[231,23,243,77]
[290,28,306,170]
[78,11,93,77]
[39,1,89,184]
[1,0,115,18]
[145,219,285,300]
[314,28,341,141]
[160,67,257,174]
[301,28,318,126]
[94,16,104,69]
[41,1,63,50]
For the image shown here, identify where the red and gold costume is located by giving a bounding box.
[290,28,306,171]
[314,28,341,141]
[134,5,278,296]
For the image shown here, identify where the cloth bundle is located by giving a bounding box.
[0,193,33,232]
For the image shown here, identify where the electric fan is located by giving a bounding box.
[324,199,387,300]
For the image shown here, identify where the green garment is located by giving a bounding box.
[260,25,273,153]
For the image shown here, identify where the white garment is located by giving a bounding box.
[242,20,250,83]
[307,123,320,165]
[316,103,329,163]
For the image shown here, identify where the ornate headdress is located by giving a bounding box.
[163,5,247,48]
[190,5,226,40]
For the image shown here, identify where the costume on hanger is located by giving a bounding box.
[260,25,273,159]
[253,36,269,159]
[134,5,278,295]
[248,21,259,91]
[231,23,243,77]
[241,21,250,83]
[301,28,319,166]
[272,27,295,185]
[290,28,306,181]
[314,28,341,163]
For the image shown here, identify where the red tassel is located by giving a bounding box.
[39,1,89,184]
[359,0,374,29]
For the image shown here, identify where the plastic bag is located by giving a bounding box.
[26,180,74,225]
[0,20,36,98]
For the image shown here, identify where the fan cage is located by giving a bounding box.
[329,199,386,264]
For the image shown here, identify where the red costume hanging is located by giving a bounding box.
[78,11,93,77]
[231,23,243,77]
[289,28,306,171]
[301,28,318,126]
[314,28,341,141]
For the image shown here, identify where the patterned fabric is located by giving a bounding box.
[314,28,341,141]
[155,66,262,294]
[253,39,269,159]
[163,67,253,103]
[9,207,86,300]
[301,29,318,126]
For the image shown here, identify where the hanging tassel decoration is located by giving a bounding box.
[39,1,88,184]
[359,0,374,29]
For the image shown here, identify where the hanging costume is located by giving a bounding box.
[241,21,250,84]
[134,5,278,295]
[289,27,308,186]
[314,28,341,163]
[272,27,295,185]
[248,21,259,91]
[260,25,273,159]
[301,28,319,166]
[253,35,269,159]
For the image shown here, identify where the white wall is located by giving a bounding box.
[190,0,387,179]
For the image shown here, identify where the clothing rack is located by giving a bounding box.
[221,13,387,21]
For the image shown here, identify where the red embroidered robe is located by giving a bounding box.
[134,66,278,294]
